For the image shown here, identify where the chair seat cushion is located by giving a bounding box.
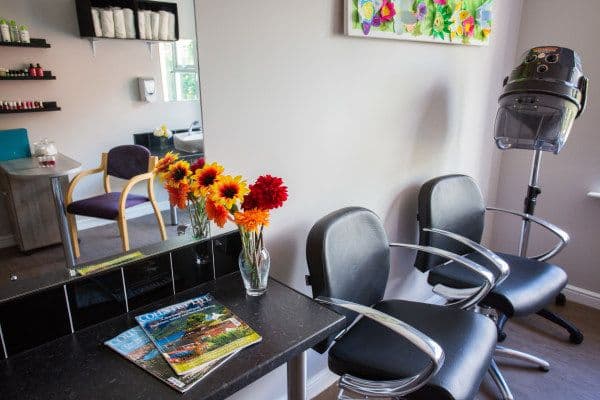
[428,252,568,317]
[329,300,497,400]
[67,192,149,220]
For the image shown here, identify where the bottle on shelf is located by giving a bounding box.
[35,64,43,77]
[19,25,30,43]
[28,64,37,77]
[8,20,19,42]
[0,19,10,42]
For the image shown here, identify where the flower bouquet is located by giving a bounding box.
[153,124,173,149]
[155,152,210,239]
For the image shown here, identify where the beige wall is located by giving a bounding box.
[0,0,200,237]
[195,1,523,398]
[491,0,600,293]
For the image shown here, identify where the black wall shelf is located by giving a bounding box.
[0,73,56,81]
[0,102,61,114]
[0,39,51,48]
[75,0,179,43]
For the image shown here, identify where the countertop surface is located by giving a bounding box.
[0,153,81,179]
[0,273,345,400]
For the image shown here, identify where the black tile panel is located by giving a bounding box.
[213,231,242,278]
[124,255,173,311]
[171,241,214,293]
[0,285,71,356]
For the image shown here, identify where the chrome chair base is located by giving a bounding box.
[488,345,550,400]
[495,345,550,371]
[488,359,514,400]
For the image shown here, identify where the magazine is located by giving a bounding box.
[135,294,262,376]
[105,326,238,393]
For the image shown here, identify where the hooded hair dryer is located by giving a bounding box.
[494,46,588,154]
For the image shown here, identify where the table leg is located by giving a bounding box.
[50,176,76,275]
[170,204,178,226]
[287,351,307,400]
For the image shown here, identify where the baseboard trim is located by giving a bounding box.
[0,234,16,249]
[77,200,171,231]
[564,284,600,310]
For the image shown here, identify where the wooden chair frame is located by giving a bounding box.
[66,153,167,258]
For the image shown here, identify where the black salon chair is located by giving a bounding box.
[306,207,509,400]
[416,175,581,399]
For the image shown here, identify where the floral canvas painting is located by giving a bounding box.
[346,0,493,46]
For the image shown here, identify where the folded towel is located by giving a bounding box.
[137,10,146,39]
[145,11,152,40]
[100,8,115,38]
[123,8,136,39]
[113,8,126,39]
[168,12,176,41]
[151,11,160,40]
[159,10,169,41]
[91,8,102,37]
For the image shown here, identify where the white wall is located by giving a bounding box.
[0,0,200,236]
[195,1,524,398]
[491,0,600,294]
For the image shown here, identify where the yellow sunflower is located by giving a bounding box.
[164,160,192,188]
[155,151,179,180]
[190,162,224,198]
[234,209,270,233]
[210,175,249,209]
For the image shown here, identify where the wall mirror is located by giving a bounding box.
[0,0,218,303]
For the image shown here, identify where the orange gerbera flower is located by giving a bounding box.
[191,162,224,197]
[167,183,190,209]
[164,160,192,188]
[210,175,249,209]
[206,199,230,228]
[155,151,179,179]
[234,209,270,233]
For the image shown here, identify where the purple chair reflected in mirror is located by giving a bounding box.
[65,145,167,257]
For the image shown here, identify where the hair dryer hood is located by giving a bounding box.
[494,46,588,154]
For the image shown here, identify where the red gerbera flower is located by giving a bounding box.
[190,157,205,173]
[242,175,288,210]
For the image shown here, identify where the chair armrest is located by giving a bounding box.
[119,172,155,211]
[486,206,570,261]
[316,296,444,397]
[390,242,496,310]
[66,166,105,205]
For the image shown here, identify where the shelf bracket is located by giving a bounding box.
[146,42,154,60]
[89,38,98,57]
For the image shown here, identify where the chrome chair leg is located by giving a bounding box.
[495,345,550,371]
[488,359,514,400]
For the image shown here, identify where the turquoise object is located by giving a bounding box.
[0,128,31,161]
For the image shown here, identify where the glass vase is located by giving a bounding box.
[238,233,271,296]
[187,198,209,239]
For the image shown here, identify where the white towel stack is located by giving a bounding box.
[145,11,152,40]
[158,11,169,41]
[99,8,115,38]
[91,8,102,37]
[123,8,136,39]
[112,8,126,39]
[168,12,176,40]
[137,10,146,39]
[150,11,160,40]
[93,7,135,39]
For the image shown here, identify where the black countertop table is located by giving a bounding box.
[0,273,345,400]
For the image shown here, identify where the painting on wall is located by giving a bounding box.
[346,0,493,46]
